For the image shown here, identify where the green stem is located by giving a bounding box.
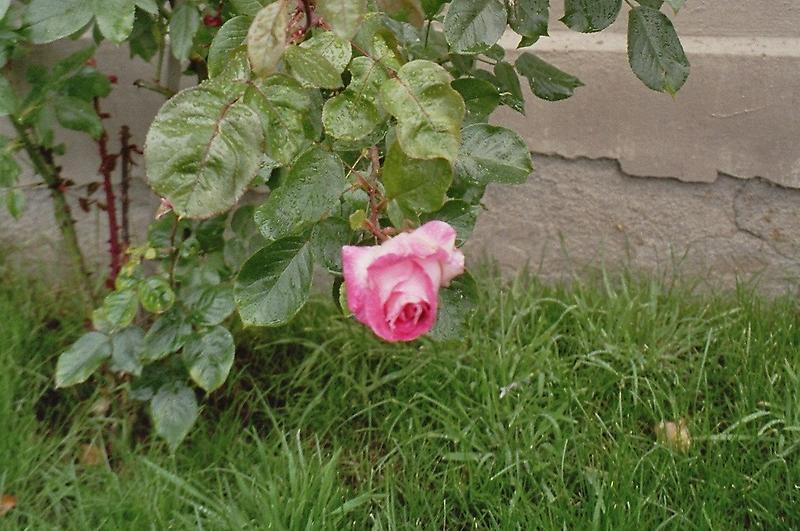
[424,19,432,48]
[155,32,166,84]
[10,119,96,303]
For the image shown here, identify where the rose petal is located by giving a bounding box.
[342,245,375,318]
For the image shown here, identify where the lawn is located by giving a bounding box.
[1,263,799,529]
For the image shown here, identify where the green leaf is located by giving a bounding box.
[494,61,525,114]
[421,200,478,246]
[444,0,507,54]
[383,142,452,214]
[380,60,465,161]
[349,209,366,231]
[347,56,392,113]
[196,216,227,252]
[182,325,235,393]
[455,123,532,185]
[243,75,318,167]
[143,309,193,361]
[138,277,175,314]
[110,326,145,376]
[451,78,500,124]
[428,272,478,340]
[50,46,98,84]
[627,6,689,94]
[561,0,622,33]
[515,52,583,101]
[0,0,10,20]
[54,96,104,139]
[255,146,345,240]
[62,70,113,101]
[0,152,21,188]
[422,0,447,18]
[147,214,186,249]
[317,0,366,39]
[129,10,160,61]
[224,205,266,269]
[24,0,94,44]
[5,189,25,219]
[235,237,313,327]
[134,0,159,15]
[151,383,198,451]
[665,0,685,12]
[507,0,549,40]
[386,198,419,229]
[284,45,343,89]
[636,0,663,8]
[208,16,252,78]
[378,0,425,26]
[55,332,111,388]
[247,0,289,77]
[0,74,16,116]
[182,283,235,326]
[169,3,200,61]
[310,217,350,272]
[92,0,136,43]
[145,79,263,218]
[230,0,267,16]
[300,31,352,74]
[101,289,139,329]
[322,91,382,142]
[352,16,404,72]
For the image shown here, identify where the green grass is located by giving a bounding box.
[1,264,799,529]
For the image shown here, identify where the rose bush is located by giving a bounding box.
[0,0,690,449]
[343,220,464,342]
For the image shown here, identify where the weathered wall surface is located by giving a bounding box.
[2,2,799,292]
[467,155,800,293]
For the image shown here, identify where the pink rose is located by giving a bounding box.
[341,221,465,342]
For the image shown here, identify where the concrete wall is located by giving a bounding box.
[3,2,800,292]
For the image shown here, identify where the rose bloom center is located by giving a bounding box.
[387,299,430,331]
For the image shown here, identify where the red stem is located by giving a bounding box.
[94,100,122,287]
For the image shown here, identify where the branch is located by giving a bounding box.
[9,118,95,303]
[119,126,133,247]
[94,100,122,288]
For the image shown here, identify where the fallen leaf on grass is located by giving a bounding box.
[655,419,692,452]
[0,494,17,517]
[80,443,104,466]
[90,396,111,416]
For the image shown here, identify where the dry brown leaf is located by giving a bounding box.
[0,494,17,517]
[655,419,692,453]
[90,396,111,416]
[80,443,104,466]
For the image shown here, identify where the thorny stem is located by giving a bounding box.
[342,154,390,242]
[368,146,381,180]
[298,0,312,36]
[94,100,122,287]
[9,118,95,303]
[363,147,392,242]
[119,126,134,247]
